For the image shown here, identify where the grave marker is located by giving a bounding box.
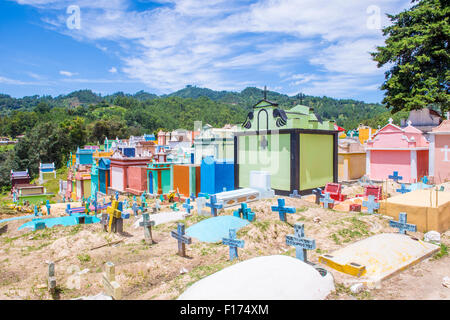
[115,191,119,201]
[271,198,295,222]
[190,193,196,201]
[34,221,46,230]
[286,223,316,263]
[66,204,72,216]
[170,202,179,212]
[45,200,51,215]
[139,213,155,244]
[388,171,403,183]
[289,190,301,198]
[362,195,379,214]
[196,196,208,216]
[421,176,429,184]
[389,213,417,234]
[48,261,56,294]
[171,223,192,257]
[206,195,224,217]
[233,203,256,222]
[182,198,194,215]
[312,188,322,205]
[34,205,39,216]
[396,184,411,194]
[106,201,123,233]
[320,192,334,209]
[102,262,122,300]
[132,202,139,217]
[222,228,245,261]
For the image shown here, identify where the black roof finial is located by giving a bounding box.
[263,86,267,100]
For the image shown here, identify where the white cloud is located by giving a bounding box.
[59,70,77,77]
[108,67,118,73]
[13,0,412,97]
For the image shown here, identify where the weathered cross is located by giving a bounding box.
[320,192,334,209]
[312,188,322,204]
[190,193,196,201]
[285,223,316,262]
[45,200,51,215]
[233,203,255,222]
[171,223,192,257]
[222,228,245,261]
[48,261,56,294]
[115,191,119,201]
[389,212,417,234]
[103,262,122,300]
[170,202,179,212]
[139,213,155,244]
[141,193,147,208]
[106,201,122,233]
[271,198,296,222]
[362,195,379,214]
[396,184,411,194]
[34,205,39,216]
[65,204,72,216]
[388,171,403,183]
[289,190,301,198]
[132,202,139,217]
[182,198,194,215]
[206,194,224,217]
[442,145,449,162]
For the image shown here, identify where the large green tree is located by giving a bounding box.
[372,0,449,115]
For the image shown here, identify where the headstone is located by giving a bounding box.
[171,223,192,257]
[196,196,208,216]
[389,213,417,234]
[320,192,334,209]
[271,198,296,222]
[285,223,316,263]
[362,195,379,214]
[66,204,72,216]
[132,202,139,217]
[222,228,245,261]
[396,184,411,194]
[312,188,322,205]
[233,203,256,222]
[182,198,194,215]
[206,194,224,217]
[289,190,301,198]
[388,171,403,183]
[102,262,122,300]
[139,213,155,244]
[48,262,56,294]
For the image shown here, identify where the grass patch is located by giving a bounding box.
[253,220,271,232]
[432,243,448,260]
[77,253,91,263]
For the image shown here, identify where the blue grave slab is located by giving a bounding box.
[18,213,100,230]
[186,215,250,243]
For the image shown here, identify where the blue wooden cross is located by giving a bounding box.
[396,184,411,194]
[206,195,223,217]
[141,193,147,207]
[271,198,295,222]
[159,195,164,203]
[65,204,72,216]
[388,171,403,183]
[222,228,245,261]
[320,192,334,209]
[289,190,301,198]
[115,191,119,201]
[170,202,179,211]
[190,193,196,201]
[182,198,193,215]
[389,212,417,234]
[421,176,429,184]
[45,200,51,215]
[170,223,192,257]
[286,223,316,262]
[123,199,128,209]
[362,195,379,214]
[312,188,322,204]
[12,192,17,203]
[132,202,139,216]
[233,203,256,222]
[34,205,39,216]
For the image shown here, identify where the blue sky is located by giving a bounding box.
[0,0,412,102]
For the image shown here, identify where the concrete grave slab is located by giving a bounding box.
[178,255,335,300]
[133,211,188,229]
[319,233,440,287]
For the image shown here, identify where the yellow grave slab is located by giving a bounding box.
[319,233,439,287]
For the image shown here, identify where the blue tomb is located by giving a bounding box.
[200,156,234,195]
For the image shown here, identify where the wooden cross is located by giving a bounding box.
[320,192,334,209]
[271,198,295,222]
[182,198,193,215]
[48,261,56,294]
[132,202,139,216]
[45,200,51,215]
[34,205,39,216]
[312,188,322,204]
[206,194,224,217]
[222,228,244,261]
[140,213,155,244]
[389,212,417,234]
[388,171,403,183]
[106,201,123,233]
[102,262,122,300]
[170,202,179,211]
[362,195,379,214]
[286,223,316,262]
[289,190,301,198]
[396,184,411,194]
[233,203,255,222]
[171,223,192,257]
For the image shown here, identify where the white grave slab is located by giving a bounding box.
[133,211,188,229]
[178,255,335,300]
[214,188,260,208]
[249,171,275,199]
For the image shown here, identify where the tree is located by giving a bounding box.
[34,101,51,114]
[371,0,449,115]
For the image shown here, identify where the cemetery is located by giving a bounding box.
[0,98,449,301]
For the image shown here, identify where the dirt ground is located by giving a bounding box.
[0,186,448,300]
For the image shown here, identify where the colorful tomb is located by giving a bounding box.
[109,153,152,193]
[76,148,95,165]
[147,162,173,195]
[15,184,53,205]
[366,120,429,183]
[126,166,148,195]
[173,164,201,197]
[428,120,450,184]
[338,138,366,181]
[11,170,31,189]
[98,158,111,195]
[39,163,56,184]
[75,168,91,200]
[200,156,234,194]
[235,100,338,196]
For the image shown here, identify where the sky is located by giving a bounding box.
[0,0,413,102]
